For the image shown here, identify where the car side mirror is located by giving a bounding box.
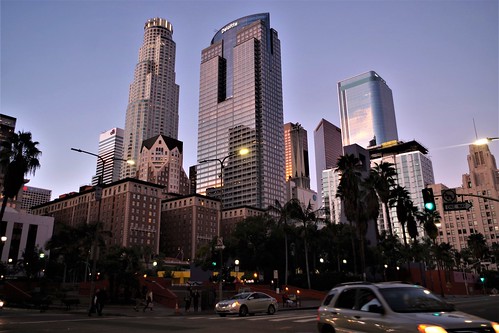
[368,304,384,314]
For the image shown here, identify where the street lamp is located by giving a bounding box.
[71,148,134,314]
[474,137,499,145]
[199,148,249,204]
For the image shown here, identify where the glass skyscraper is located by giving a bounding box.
[338,71,398,148]
[196,13,285,209]
[122,18,179,179]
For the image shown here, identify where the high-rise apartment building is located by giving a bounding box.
[137,134,190,195]
[368,140,435,236]
[284,123,310,189]
[314,118,342,206]
[92,128,124,185]
[433,143,499,251]
[338,71,398,148]
[19,185,51,213]
[196,13,285,209]
[122,18,179,179]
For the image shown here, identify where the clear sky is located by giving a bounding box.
[1,0,498,200]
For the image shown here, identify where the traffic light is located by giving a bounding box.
[422,188,436,212]
[480,276,485,283]
[212,261,217,267]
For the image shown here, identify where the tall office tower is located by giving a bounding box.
[137,134,190,195]
[122,18,179,179]
[432,142,499,255]
[19,185,51,213]
[92,128,124,185]
[284,122,310,189]
[314,118,343,207]
[0,114,16,194]
[196,13,285,209]
[368,140,434,237]
[338,71,398,148]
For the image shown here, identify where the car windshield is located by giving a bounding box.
[230,293,251,300]
[379,287,455,313]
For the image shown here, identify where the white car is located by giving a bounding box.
[215,292,278,317]
[317,281,499,333]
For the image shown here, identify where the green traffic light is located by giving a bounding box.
[480,277,485,283]
[424,202,435,211]
[212,261,216,266]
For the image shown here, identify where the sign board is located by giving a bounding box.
[443,201,472,211]
[441,189,457,203]
[215,237,225,250]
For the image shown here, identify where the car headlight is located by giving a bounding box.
[491,322,499,333]
[418,324,448,333]
[231,301,239,308]
[0,300,4,307]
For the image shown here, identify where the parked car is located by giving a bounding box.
[215,291,278,317]
[317,281,499,333]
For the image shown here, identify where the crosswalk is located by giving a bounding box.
[184,312,317,323]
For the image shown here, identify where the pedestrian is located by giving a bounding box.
[133,287,143,312]
[143,289,153,312]
[192,289,200,312]
[96,288,107,316]
[184,288,192,312]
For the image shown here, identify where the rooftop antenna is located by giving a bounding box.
[473,118,479,139]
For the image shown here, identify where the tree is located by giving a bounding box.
[0,131,41,222]
[389,186,412,246]
[336,154,363,275]
[372,162,397,236]
[467,233,489,262]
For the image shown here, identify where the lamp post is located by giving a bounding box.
[71,148,134,314]
[199,148,248,302]
[473,137,499,145]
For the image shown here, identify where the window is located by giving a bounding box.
[335,289,357,309]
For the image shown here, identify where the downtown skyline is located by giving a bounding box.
[1,0,497,199]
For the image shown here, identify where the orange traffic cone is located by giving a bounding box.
[174,301,180,315]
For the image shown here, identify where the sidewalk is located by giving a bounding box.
[59,298,320,317]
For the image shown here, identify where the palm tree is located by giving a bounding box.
[267,199,295,285]
[0,131,41,221]
[389,186,412,246]
[372,162,397,236]
[336,154,363,275]
[466,233,489,262]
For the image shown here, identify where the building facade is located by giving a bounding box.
[368,140,435,237]
[221,206,265,240]
[160,194,220,261]
[338,71,398,148]
[137,134,190,195]
[196,13,285,210]
[314,118,343,207]
[433,143,499,251]
[31,178,164,252]
[0,207,54,264]
[93,127,124,185]
[19,185,51,214]
[284,122,310,189]
[122,18,179,179]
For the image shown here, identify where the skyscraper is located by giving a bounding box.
[313,118,342,206]
[338,71,398,148]
[122,18,179,179]
[284,122,310,189]
[196,13,285,209]
[92,128,124,185]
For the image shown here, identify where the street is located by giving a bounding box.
[0,296,498,333]
[0,308,319,333]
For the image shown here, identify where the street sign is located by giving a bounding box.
[442,189,457,203]
[443,201,472,211]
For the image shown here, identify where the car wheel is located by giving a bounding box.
[267,305,276,315]
[239,305,248,317]
[320,325,335,333]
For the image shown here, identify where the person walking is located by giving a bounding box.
[133,287,143,312]
[95,288,107,316]
[192,289,200,312]
[184,288,192,312]
[143,289,153,312]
